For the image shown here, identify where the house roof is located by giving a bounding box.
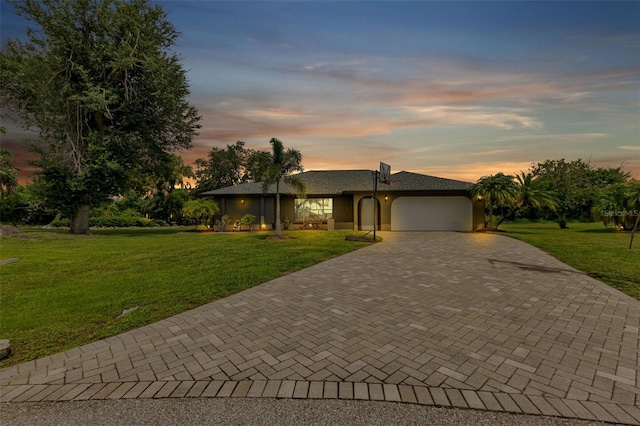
[200,170,473,197]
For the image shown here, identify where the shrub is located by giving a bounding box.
[120,208,144,218]
[50,216,156,228]
[182,199,220,227]
[216,214,230,232]
[50,218,71,228]
[241,214,256,231]
[90,216,155,227]
[90,203,120,217]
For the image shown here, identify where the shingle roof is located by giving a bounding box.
[389,171,473,191]
[200,170,472,196]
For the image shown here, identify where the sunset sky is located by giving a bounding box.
[2,1,639,183]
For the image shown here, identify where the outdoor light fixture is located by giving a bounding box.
[241,199,245,204]
[384,195,388,202]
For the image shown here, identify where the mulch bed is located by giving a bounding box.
[0,225,22,237]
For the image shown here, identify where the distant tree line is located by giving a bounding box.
[0,138,304,235]
[471,158,639,231]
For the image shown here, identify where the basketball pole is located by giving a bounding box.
[372,170,379,241]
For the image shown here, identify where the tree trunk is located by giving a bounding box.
[497,206,519,228]
[49,211,63,226]
[629,212,640,249]
[558,212,568,229]
[487,206,494,230]
[275,180,282,236]
[70,204,91,234]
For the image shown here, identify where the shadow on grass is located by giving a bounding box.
[91,228,187,237]
[576,228,625,234]
[501,230,540,235]
[253,233,298,241]
[20,228,69,234]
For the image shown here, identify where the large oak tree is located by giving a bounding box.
[0,0,200,233]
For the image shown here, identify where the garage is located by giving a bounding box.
[391,196,473,231]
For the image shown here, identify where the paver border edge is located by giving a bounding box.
[2,381,638,425]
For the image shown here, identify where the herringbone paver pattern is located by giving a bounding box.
[1,233,639,424]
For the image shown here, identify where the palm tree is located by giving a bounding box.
[262,138,306,237]
[497,172,558,227]
[594,181,640,231]
[181,199,220,229]
[470,173,517,230]
[593,180,640,249]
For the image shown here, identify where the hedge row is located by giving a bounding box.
[50,216,164,228]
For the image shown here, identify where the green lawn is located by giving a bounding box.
[0,228,372,367]
[500,222,640,301]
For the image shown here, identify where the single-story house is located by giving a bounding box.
[200,170,484,232]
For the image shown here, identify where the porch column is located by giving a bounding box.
[353,195,360,230]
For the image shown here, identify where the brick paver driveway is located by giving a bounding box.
[1,232,639,424]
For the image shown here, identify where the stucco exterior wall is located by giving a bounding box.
[333,196,353,222]
[224,196,260,223]
[212,191,481,232]
[280,197,295,226]
[215,196,276,230]
[473,199,485,231]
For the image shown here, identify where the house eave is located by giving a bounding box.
[199,169,473,197]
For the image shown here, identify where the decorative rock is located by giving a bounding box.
[117,306,139,319]
[0,339,12,361]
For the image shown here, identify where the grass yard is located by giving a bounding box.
[0,228,372,367]
[500,222,640,301]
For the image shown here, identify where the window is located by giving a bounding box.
[295,198,333,221]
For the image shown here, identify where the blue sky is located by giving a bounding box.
[2,1,639,182]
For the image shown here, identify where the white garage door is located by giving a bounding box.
[391,196,472,231]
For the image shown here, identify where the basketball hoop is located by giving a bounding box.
[379,162,391,185]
